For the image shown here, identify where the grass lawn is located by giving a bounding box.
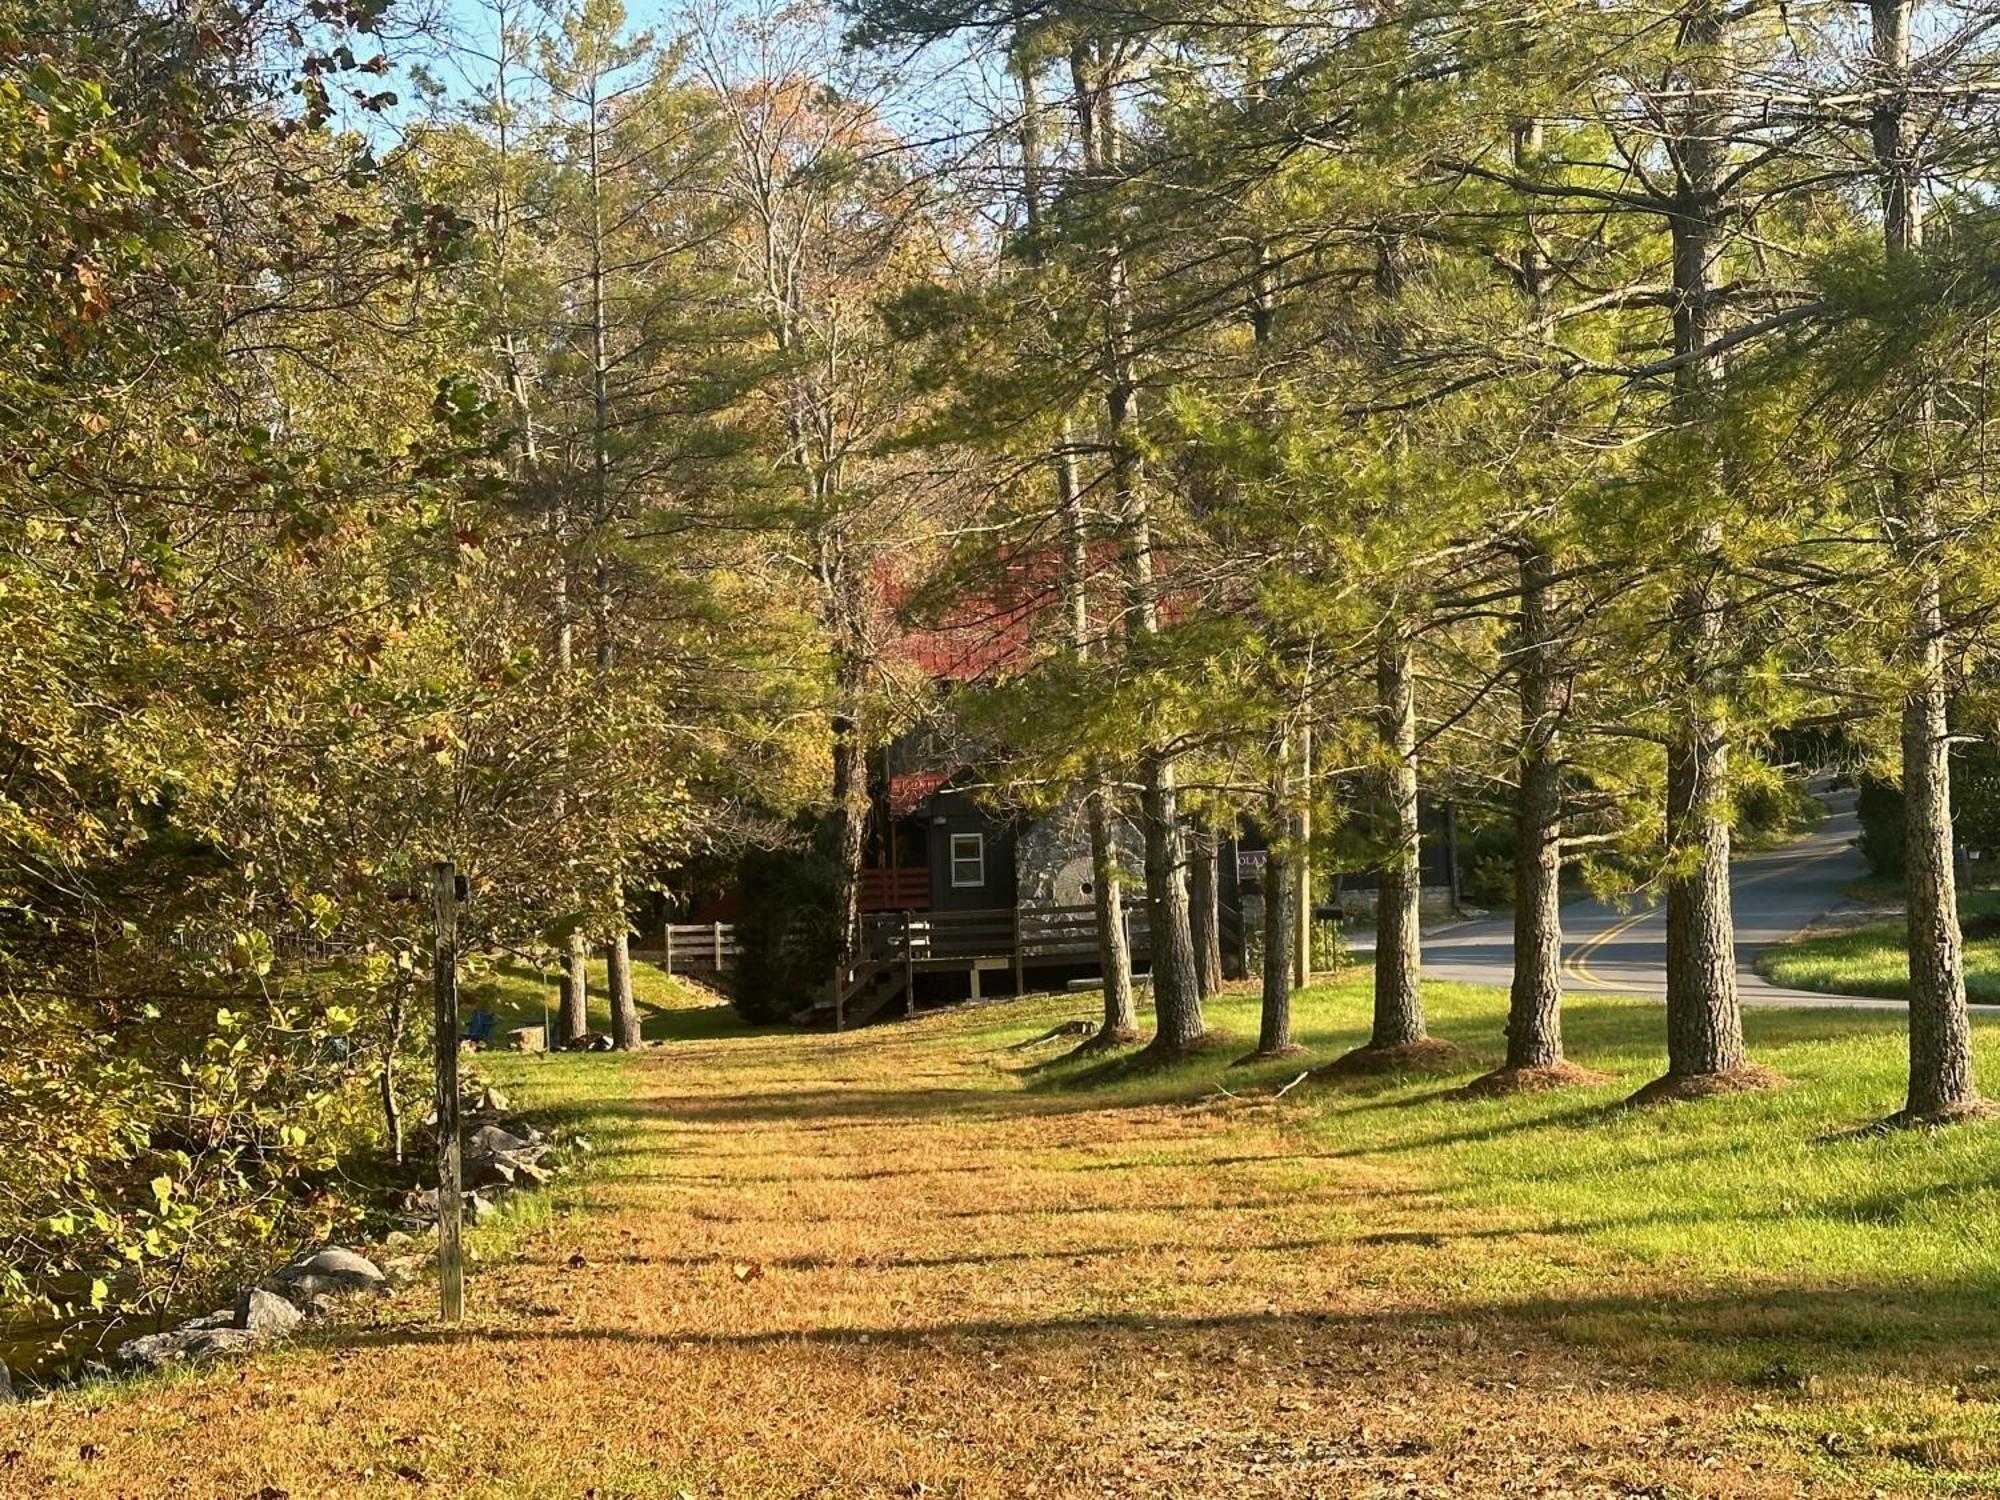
[1758,886,2000,1004]
[4,975,1998,1497]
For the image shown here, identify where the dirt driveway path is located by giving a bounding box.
[2,1008,1848,1498]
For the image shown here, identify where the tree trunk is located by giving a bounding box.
[1902,619,1974,1114]
[1087,786,1137,1041]
[1019,48,1135,1022]
[1072,37,1202,1053]
[1871,0,1979,1120]
[381,985,406,1167]
[1372,628,1425,1049]
[1257,741,1296,1054]
[1506,542,1565,1069]
[1191,822,1223,1000]
[1655,3,1749,1087]
[606,912,641,1051]
[1141,755,1206,1053]
[1663,690,1743,1076]
[1259,844,1295,1054]
[828,639,870,965]
[561,933,589,1042]
[582,60,637,1043]
[1293,721,1313,989]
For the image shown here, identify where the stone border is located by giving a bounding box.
[1,1083,589,1400]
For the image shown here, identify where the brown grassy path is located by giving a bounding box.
[0,992,1938,1497]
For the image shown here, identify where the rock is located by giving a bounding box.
[504,1155,552,1188]
[379,1254,425,1287]
[0,1361,15,1404]
[466,1192,502,1225]
[466,1146,552,1190]
[505,1026,545,1053]
[279,1247,386,1292]
[233,1286,303,1338]
[114,1315,237,1371]
[184,1328,261,1360]
[465,1154,517,1190]
[478,1085,511,1113]
[468,1124,533,1157]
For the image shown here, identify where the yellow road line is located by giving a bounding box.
[1560,839,1853,990]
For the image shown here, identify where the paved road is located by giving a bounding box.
[1362,788,1920,1009]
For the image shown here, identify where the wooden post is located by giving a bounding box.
[431,862,464,1324]
[713,920,723,969]
[663,922,673,976]
[902,910,916,1016]
[1011,906,1025,995]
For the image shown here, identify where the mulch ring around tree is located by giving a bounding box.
[1452,1060,1615,1098]
[1623,1064,1786,1108]
[1311,1037,1466,1082]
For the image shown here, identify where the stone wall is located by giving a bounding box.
[1014,794,1144,909]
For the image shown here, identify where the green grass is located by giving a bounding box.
[14,972,1999,1495]
[464,953,741,1044]
[1758,887,2000,1004]
[1002,978,2000,1373]
[383,975,2000,1493]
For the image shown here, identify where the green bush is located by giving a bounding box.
[1856,774,1905,878]
[0,956,417,1375]
[730,842,843,1024]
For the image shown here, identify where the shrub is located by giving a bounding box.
[730,843,843,1024]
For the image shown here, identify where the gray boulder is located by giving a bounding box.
[268,1246,388,1309]
[113,1310,237,1371]
[464,1153,516,1190]
[233,1286,303,1337]
[279,1247,385,1292]
[466,1148,552,1190]
[467,1124,533,1157]
[180,1328,261,1361]
[0,1361,15,1404]
[466,1191,503,1224]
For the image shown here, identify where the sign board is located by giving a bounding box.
[1236,849,1267,880]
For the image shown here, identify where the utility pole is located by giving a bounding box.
[432,861,465,1323]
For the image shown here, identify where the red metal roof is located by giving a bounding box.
[887,769,952,817]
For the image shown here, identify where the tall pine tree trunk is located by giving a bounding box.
[1141,756,1206,1052]
[1073,37,1203,1054]
[1662,655,1743,1079]
[1505,542,1566,1070]
[828,651,870,966]
[1016,48,1134,1035]
[1258,845,1295,1054]
[1293,722,1313,989]
[1370,628,1426,1050]
[1645,1,1758,1096]
[1871,0,1981,1120]
[1086,786,1137,1042]
[1191,823,1223,1000]
[1254,739,1298,1057]
[582,65,638,1050]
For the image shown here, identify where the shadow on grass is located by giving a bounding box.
[326,1278,2000,1392]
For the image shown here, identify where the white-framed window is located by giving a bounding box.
[949,832,985,888]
